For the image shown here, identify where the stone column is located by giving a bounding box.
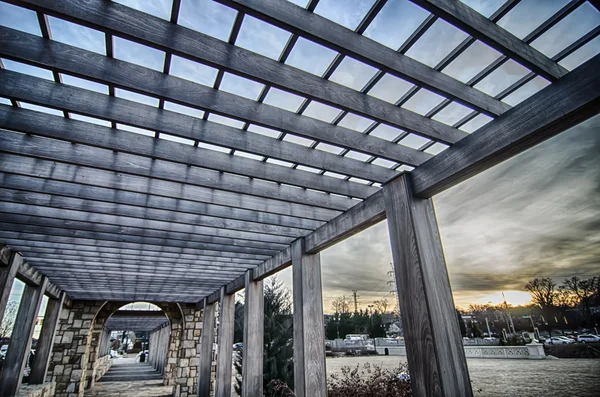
[197,299,216,397]
[383,174,472,397]
[175,303,203,397]
[292,238,326,397]
[48,299,104,397]
[241,271,263,397]
[215,287,235,397]
[0,250,21,323]
[0,277,48,397]
[30,291,66,384]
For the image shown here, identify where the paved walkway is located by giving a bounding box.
[86,358,172,397]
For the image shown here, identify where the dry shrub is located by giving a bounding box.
[327,362,412,397]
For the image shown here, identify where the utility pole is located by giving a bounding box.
[352,290,359,313]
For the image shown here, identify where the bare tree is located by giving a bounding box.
[331,295,351,314]
[525,278,556,310]
[0,301,19,339]
[373,298,389,314]
[562,276,597,318]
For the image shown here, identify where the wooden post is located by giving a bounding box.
[215,286,235,397]
[29,291,66,384]
[0,251,21,324]
[383,174,472,397]
[292,238,326,397]
[197,298,216,397]
[241,270,263,397]
[0,277,48,397]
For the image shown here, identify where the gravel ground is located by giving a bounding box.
[326,356,600,397]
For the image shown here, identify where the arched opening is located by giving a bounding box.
[89,301,185,394]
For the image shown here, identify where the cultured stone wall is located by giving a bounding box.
[17,382,56,397]
[47,299,104,397]
[47,299,211,397]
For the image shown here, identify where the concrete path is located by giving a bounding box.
[85,358,172,397]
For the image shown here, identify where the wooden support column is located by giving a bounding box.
[0,277,48,397]
[215,286,235,397]
[29,291,66,384]
[292,238,326,397]
[383,174,472,397]
[0,251,21,324]
[197,298,216,397]
[241,270,263,397]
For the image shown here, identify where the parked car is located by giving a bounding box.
[577,334,600,343]
[545,336,574,345]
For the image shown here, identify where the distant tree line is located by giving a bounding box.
[325,296,391,340]
[525,276,600,330]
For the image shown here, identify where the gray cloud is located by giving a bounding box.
[311,115,600,311]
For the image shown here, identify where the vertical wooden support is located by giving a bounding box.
[215,286,235,397]
[0,277,48,397]
[0,251,21,324]
[29,291,66,384]
[383,174,472,397]
[292,238,327,397]
[197,298,216,397]
[241,270,263,397]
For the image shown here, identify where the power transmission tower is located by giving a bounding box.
[352,290,359,313]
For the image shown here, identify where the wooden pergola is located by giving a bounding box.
[0,0,598,396]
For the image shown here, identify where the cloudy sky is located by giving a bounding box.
[1,0,599,314]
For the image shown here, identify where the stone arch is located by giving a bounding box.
[88,301,185,390]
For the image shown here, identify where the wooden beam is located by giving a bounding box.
[383,174,471,397]
[203,188,388,303]
[2,3,467,144]
[0,277,48,396]
[0,232,268,261]
[292,239,326,397]
[215,287,235,397]
[0,27,432,167]
[0,173,323,231]
[24,258,250,277]
[0,37,402,179]
[409,0,567,81]
[0,100,376,201]
[198,299,216,397]
[0,154,341,221]
[29,291,65,384]
[0,238,264,264]
[241,271,263,397]
[217,0,508,116]
[0,251,20,325]
[0,127,357,212]
[0,219,279,256]
[305,190,386,253]
[0,203,290,248]
[412,54,600,197]
[0,188,307,238]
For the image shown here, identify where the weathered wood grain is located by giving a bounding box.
[0,154,341,221]
[0,4,467,144]
[0,218,279,256]
[0,277,48,396]
[0,231,269,261]
[29,292,65,384]
[0,188,307,238]
[383,174,472,397]
[0,99,376,201]
[0,173,323,230]
[242,271,263,397]
[292,239,326,397]
[410,0,567,81]
[412,54,600,197]
[198,300,216,397]
[215,288,235,397]
[0,251,20,326]
[217,0,508,116]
